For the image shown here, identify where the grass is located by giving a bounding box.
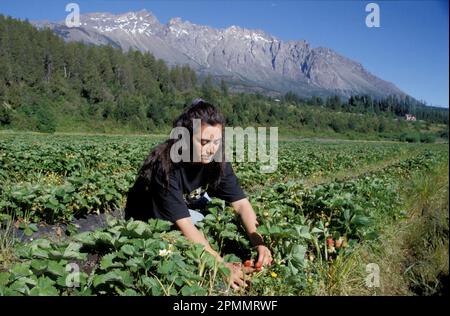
[401,163,449,295]
[0,217,16,271]
[313,250,369,295]
[320,161,449,295]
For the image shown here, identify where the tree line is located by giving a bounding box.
[283,93,448,124]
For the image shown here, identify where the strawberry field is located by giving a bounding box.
[0,132,448,295]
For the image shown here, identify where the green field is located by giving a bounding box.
[0,132,448,295]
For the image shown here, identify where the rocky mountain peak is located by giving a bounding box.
[33,10,405,98]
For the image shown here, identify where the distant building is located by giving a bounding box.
[405,114,417,121]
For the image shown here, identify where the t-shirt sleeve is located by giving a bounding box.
[153,168,190,222]
[208,162,247,203]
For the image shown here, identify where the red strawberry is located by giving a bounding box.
[326,238,334,247]
[255,261,263,270]
[244,260,252,268]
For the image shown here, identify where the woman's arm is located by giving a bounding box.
[175,217,251,289]
[231,198,273,269]
[175,217,222,261]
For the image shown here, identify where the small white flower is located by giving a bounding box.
[159,248,173,257]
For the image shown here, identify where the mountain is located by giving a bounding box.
[33,9,405,98]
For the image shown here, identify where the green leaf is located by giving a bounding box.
[204,214,216,221]
[29,277,58,296]
[30,247,49,259]
[149,219,172,232]
[47,261,65,277]
[24,227,34,237]
[126,220,148,236]
[48,250,64,260]
[92,269,133,288]
[295,225,311,239]
[311,227,323,234]
[56,274,70,287]
[0,272,11,286]
[93,231,114,245]
[181,285,207,296]
[30,239,52,250]
[158,261,175,275]
[73,287,93,296]
[28,223,38,232]
[65,223,79,236]
[100,253,123,270]
[218,264,231,278]
[287,261,299,275]
[351,215,370,226]
[120,244,135,256]
[49,197,59,206]
[291,244,307,268]
[30,260,48,272]
[343,209,351,222]
[122,288,138,296]
[141,276,162,295]
[63,242,85,260]
[223,254,241,263]
[116,270,134,287]
[9,280,31,295]
[11,263,32,278]
[73,232,95,246]
[92,271,122,288]
[220,231,236,239]
[257,225,269,235]
[125,257,145,270]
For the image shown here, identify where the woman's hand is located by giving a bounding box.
[223,262,253,290]
[254,245,273,271]
[231,199,273,271]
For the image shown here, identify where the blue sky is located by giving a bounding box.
[0,0,448,107]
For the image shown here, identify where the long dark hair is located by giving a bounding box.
[138,99,226,191]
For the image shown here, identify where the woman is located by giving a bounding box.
[125,99,272,289]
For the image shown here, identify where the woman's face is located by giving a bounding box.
[193,123,222,164]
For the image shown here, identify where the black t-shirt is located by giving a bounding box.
[124,162,246,222]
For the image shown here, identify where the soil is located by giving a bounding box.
[2,209,124,243]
